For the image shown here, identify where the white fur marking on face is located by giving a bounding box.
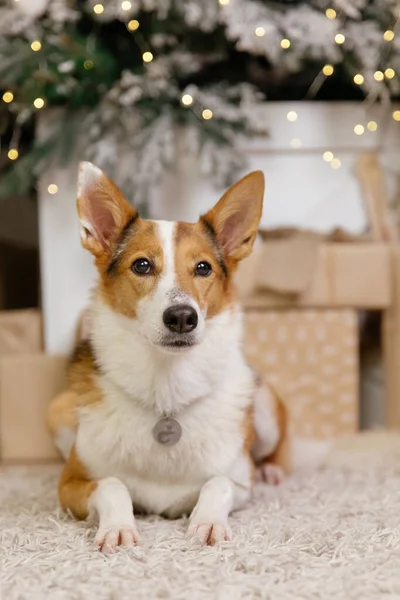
[155,220,177,300]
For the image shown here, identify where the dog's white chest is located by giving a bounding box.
[76,379,252,517]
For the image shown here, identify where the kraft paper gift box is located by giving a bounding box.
[243,309,359,439]
[0,354,66,462]
[235,230,394,439]
[0,309,43,355]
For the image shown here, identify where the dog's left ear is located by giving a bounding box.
[201,171,264,262]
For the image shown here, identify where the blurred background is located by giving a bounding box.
[0,0,400,461]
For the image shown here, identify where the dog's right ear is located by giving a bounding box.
[76,162,137,257]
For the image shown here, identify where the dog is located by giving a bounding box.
[47,163,316,553]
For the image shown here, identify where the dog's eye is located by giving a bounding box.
[195,261,212,277]
[132,258,152,275]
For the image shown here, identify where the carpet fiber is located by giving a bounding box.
[1,432,400,599]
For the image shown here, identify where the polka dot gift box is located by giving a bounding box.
[243,309,358,439]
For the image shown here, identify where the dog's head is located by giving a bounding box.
[77,162,264,353]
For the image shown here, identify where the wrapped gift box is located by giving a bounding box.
[0,309,43,354]
[0,354,66,462]
[243,309,359,439]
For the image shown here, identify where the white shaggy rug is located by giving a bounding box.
[1,432,400,600]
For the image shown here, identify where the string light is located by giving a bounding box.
[374,70,384,81]
[255,27,265,37]
[202,109,213,120]
[47,184,58,195]
[280,39,291,49]
[30,40,42,51]
[142,51,153,63]
[127,19,139,31]
[331,158,341,169]
[322,64,334,76]
[335,33,345,44]
[290,138,302,149]
[33,97,45,109]
[323,151,334,163]
[93,4,104,14]
[367,120,378,131]
[354,124,364,135]
[393,110,400,122]
[7,148,18,160]
[385,68,395,79]
[219,0,230,5]
[181,94,193,106]
[325,8,337,19]
[287,110,298,122]
[2,91,13,103]
[353,74,364,85]
[383,30,395,42]
[83,60,94,69]
[121,0,131,9]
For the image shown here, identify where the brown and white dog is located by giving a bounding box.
[47,163,314,553]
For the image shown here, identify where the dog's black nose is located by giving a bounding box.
[163,305,198,334]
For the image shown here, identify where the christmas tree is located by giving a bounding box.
[0,0,399,205]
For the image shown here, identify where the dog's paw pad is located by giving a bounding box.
[95,525,141,553]
[187,522,231,546]
[257,463,285,485]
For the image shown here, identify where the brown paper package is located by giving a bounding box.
[0,309,43,355]
[244,309,359,438]
[0,354,66,462]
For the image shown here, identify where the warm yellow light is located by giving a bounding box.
[2,91,14,103]
[142,51,153,63]
[322,64,334,76]
[367,120,378,131]
[127,19,139,31]
[121,1,131,10]
[353,73,364,85]
[331,158,341,169]
[374,70,384,82]
[33,97,45,109]
[280,38,291,49]
[335,33,345,44]
[219,0,230,5]
[385,68,395,79]
[323,151,334,163]
[325,8,337,19]
[7,148,18,160]
[393,110,400,122]
[287,110,298,122]
[47,184,58,195]
[181,94,193,106]
[83,60,94,69]
[93,4,104,14]
[202,109,213,120]
[383,30,395,42]
[290,138,302,149]
[30,40,42,51]
[354,124,365,135]
[255,27,265,37]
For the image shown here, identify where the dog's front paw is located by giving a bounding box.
[187,521,232,546]
[95,525,141,553]
[256,463,285,485]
